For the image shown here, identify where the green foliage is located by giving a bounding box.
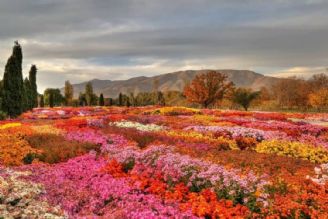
[232,88,260,111]
[64,80,74,106]
[154,91,165,106]
[118,93,123,106]
[122,158,135,173]
[23,153,39,164]
[0,80,3,109]
[28,65,38,108]
[39,95,44,107]
[1,42,24,117]
[99,93,105,106]
[78,92,86,106]
[23,77,32,111]
[0,111,7,120]
[107,98,113,106]
[85,82,94,106]
[44,88,63,107]
[135,92,155,106]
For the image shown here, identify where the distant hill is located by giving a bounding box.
[65,69,284,98]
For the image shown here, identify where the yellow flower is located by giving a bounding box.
[256,140,328,163]
[0,123,21,130]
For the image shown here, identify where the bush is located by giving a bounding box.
[0,111,7,120]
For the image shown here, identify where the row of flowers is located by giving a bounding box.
[1,106,327,218]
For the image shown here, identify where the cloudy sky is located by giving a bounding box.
[0,0,328,92]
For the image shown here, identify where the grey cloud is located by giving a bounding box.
[0,0,328,91]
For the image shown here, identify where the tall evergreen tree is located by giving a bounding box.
[85,82,93,106]
[64,80,74,106]
[49,92,54,108]
[23,77,32,111]
[108,98,113,106]
[99,93,105,106]
[118,93,123,106]
[39,95,44,107]
[2,41,24,117]
[28,65,38,108]
[0,80,3,110]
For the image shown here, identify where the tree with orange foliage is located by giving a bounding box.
[309,88,328,111]
[183,71,234,108]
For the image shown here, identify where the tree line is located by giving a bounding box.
[1,42,326,115]
[183,70,328,111]
[43,70,328,112]
[0,42,38,119]
[44,80,168,107]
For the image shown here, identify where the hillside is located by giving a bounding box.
[66,70,283,98]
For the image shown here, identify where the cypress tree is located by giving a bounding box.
[49,92,54,108]
[2,41,24,117]
[108,98,113,106]
[28,65,38,108]
[99,93,104,106]
[23,77,32,111]
[0,80,3,110]
[39,95,44,107]
[85,82,93,106]
[64,80,74,106]
[118,93,123,106]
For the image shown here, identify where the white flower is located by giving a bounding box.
[109,121,165,132]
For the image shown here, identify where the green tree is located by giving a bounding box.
[78,92,86,106]
[49,92,54,108]
[28,65,38,108]
[64,80,74,106]
[232,88,259,111]
[39,95,44,107]
[1,41,24,117]
[118,93,123,106]
[108,98,113,106]
[126,97,131,107]
[85,82,94,106]
[23,77,32,111]
[0,80,4,109]
[135,92,155,106]
[155,91,165,106]
[99,93,105,106]
[44,88,63,107]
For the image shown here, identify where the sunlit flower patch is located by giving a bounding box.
[0,106,327,218]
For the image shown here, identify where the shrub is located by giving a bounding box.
[0,111,7,120]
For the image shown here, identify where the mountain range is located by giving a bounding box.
[65,70,283,98]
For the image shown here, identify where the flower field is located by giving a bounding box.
[1,106,328,218]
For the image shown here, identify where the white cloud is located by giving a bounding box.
[269,66,328,78]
